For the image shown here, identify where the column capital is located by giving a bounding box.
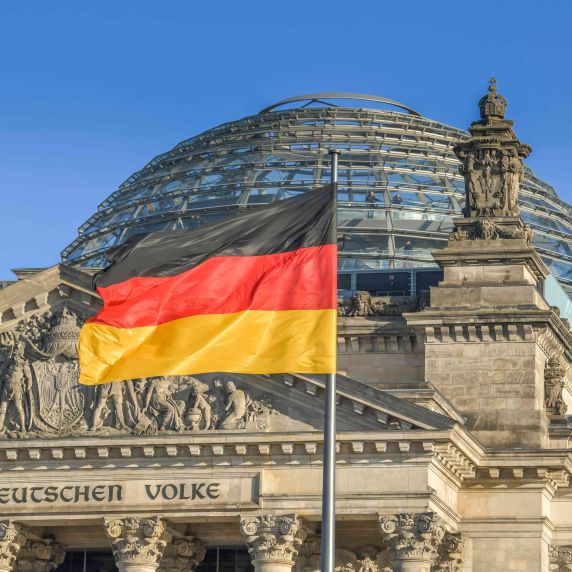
[549,544,572,571]
[104,516,170,571]
[377,512,446,565]
[240,514,307,568]
[434,532,465,572]
[157,536,207,572]
[13,538,66,572]
[0,521,27,572]
[295,534,321,572]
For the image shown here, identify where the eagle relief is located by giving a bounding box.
[0,308,277,438]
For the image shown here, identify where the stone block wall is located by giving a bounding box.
[423,324,548,448]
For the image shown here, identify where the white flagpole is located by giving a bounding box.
[321,149,339,572]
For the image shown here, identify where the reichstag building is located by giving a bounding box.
[1,84,572,571]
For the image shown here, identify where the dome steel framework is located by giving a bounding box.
[61,94,572,293]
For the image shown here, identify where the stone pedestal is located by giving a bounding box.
[377,512,447,572]
[240,515,307,572]
[104,517,169,572]
[406,236,553,448]
[0,522,27,572]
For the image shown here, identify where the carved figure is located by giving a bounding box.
[144,378,185,431]
[544,358,567,417]
[91,380,138,431]
[186,378,212,430]
[0,342,34,433]
[0,308,279,437]
[220,381,251,429]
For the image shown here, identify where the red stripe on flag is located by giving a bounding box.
[91,244,337,329]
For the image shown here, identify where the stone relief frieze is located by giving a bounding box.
[338,292,428,318]
[448,218,533,245]
[0,308,277,439]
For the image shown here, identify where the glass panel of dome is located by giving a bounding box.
[391,210,452,223]
[338,234,390,255]
[388,191,424,207]
[338,208,388,227]
[255,169,287,183]
[83,255,109,268]
[122,220,176,241]
[546,260,572,281]
[68,229,123,259]
[343,190,385,204]
[535,238,572,257]
[422,193,457,210]
[338,257,393,270]
[522,210,572,234]
[394,236,445,256]
[84,206,139,233]
[137,197,184,217]
[201,174,225,186]
[521,193,561,212]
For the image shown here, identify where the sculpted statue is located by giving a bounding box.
[454,79,531,221]
[220,381,251,429]
[145,377,185,431]
[186,378,213,430]
[91,380,138,431]
[0,341,34,433]
[544,358,567,417]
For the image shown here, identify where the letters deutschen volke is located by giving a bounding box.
[0,482,221,505]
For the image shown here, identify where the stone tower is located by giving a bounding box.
[406,79,559,448]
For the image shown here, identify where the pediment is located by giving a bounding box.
[0,265,455,440]
[0,264,101,329]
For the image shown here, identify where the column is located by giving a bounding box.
[377,512,447,572]
[295,535,320,572]
[0,522,27,572]
[105,517,170,572]
[13,538,66,572]
[549,545,572,571]
[434,533,465,572]
[240,514,307,572]
[157,536,206,572]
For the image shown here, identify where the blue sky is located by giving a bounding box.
[1,1,571,278]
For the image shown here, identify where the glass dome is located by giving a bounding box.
[61,93,572,294]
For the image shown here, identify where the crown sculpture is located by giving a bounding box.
[449,78,533,243]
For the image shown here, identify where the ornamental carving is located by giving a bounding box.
[0,521,27,571]
[434,532,465,572]
[240,514,307,566]
[448,218,533,245]
[549,544,572,571]
[338,292,425,317]
[13,538,66,572]
[454,79,531,220]
[157,536,207,572]
[295,535,321,572]
[104,516,169,569]
[545,358,568,417]
[332,547,391,572]
[0,308,277,438]
[377,512,446,564]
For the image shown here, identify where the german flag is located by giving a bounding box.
[78,185,337,385]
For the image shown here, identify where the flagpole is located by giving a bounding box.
[321,149,339,572]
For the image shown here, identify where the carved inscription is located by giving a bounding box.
[0,476,258,511]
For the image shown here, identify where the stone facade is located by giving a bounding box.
[1,83,572,571]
